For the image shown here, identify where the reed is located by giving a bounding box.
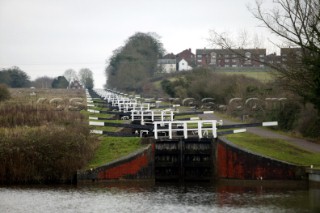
[0,125,98,184]
[0,102,85,127]
[0,88,98,184]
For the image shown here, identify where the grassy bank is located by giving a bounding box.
[85,103,145,169]
[86,137,143,169]
[215,70,274,83]
[226,133,320,168]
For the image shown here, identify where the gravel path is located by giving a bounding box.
[199,113,320,153]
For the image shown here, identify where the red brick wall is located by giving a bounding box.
[97,153,149,179]
[216,138,305,180]
[77,144,154,182]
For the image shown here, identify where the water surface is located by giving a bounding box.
[1,182,319,213]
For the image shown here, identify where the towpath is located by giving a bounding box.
[199,113,320,153]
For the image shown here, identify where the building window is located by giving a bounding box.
[210,52,217,65]
[245,52,251,58]
[197,55,202,58]
[225,59,230,62]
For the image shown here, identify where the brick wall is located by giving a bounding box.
[216,138,306,180]
[77,144,154,182]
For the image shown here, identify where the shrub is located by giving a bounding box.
[262,101,301,131]
[297,104,320,138]
[0,84,10,102]
[161,79,175,97]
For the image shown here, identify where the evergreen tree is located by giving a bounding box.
[106,32,165,92]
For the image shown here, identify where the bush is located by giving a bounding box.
[297,104,320,138]
[161,79,175,97]
[0,84,10,102]
[263,101,301,131]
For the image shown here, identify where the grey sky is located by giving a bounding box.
[0,0,276,88]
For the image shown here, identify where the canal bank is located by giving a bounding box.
[81,88,319,186]
[77,137,308,183]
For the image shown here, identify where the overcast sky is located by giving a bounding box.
[0,0,277,88]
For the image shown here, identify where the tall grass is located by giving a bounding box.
[0,103,85,127]
[0,88,98,184]
[0,125,98,184]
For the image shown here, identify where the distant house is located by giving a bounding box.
[264,47,302,68]
[157,53,177,73]
[196,48,266,68]
[178,59,193,71]
[68,80,83,89]
[265,53,282,66]
[176,48,195,71]
[280,47,302,63]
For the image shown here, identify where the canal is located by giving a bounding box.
[1,182,319,212]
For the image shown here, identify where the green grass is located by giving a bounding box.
[86,136,144,169]
[81,109,115,119]
[93,125,122,132]
[84,99,146,169]
[216,71,274,83]
[88,106,109,111]
[225,132,320,168]
[175,114,199,120]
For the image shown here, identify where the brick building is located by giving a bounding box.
[196,48,266,68]
[176,48,195,70]
[157,53,177,73]
[280,47,303,63]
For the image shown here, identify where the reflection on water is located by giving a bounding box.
[0,181,319,213]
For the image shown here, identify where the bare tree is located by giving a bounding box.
[251,0,319,52]
[78,68,94,89]
[63,69,78,82]
[251,0,320,112]
[32,76,54,88]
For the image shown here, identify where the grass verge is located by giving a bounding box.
[86,136,144,169]
[225,132,320,168]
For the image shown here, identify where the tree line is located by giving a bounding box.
[0,67,94,89]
